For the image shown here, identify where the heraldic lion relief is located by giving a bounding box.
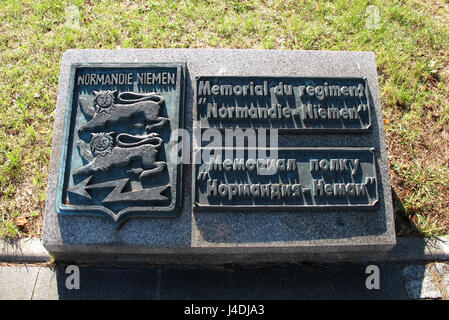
[67,89,172,215]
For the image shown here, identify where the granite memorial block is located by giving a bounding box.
[43,50,396,264]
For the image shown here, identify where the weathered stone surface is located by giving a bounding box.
[402,264,443,299]
[32,268,59,300]
[0,238,49,263]
[0,267,39,300]
[43,49,395,264]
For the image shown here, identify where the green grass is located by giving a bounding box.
[0,0,448,237]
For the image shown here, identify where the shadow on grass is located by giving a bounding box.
[392,187,423,237]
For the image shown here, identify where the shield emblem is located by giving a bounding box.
[56,63,185,226]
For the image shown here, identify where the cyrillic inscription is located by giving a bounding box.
[193,148,378,208]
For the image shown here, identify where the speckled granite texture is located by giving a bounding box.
[43,49,395,264]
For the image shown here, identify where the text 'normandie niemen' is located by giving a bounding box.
[198,80,365,99]
[77,72,175,85]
